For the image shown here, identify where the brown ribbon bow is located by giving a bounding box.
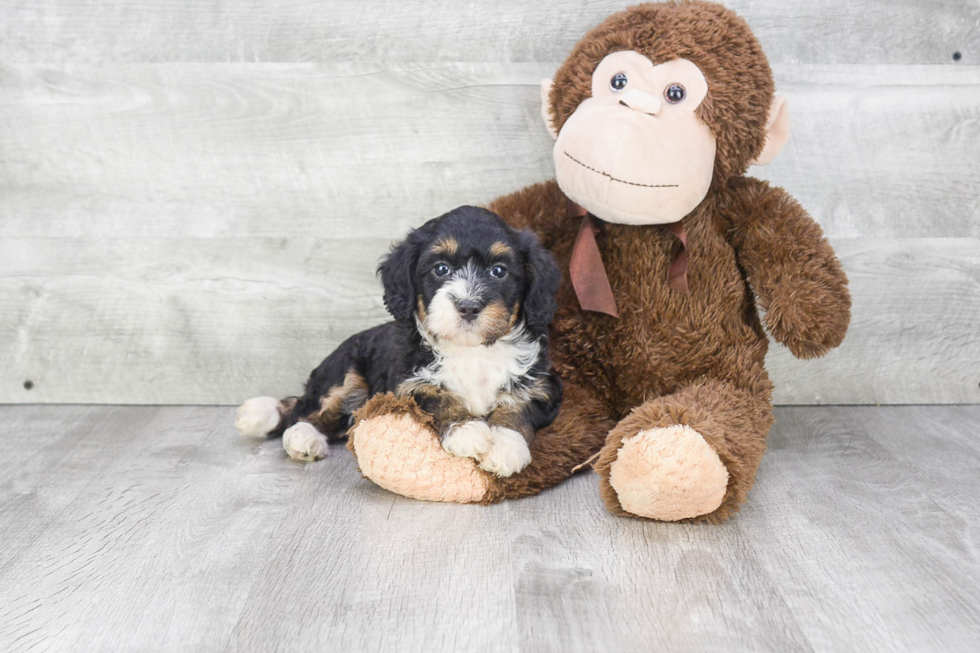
[567,199,689,318]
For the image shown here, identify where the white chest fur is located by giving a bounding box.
[411,329,540,416]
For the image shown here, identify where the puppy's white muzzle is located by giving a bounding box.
[425,266,489,346]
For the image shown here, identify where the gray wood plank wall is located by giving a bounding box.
[1,1,978,405]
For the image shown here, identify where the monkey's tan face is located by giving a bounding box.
[552,51,716,226]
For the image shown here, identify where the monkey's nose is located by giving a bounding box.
[456,299,484,322]
[618,89,661,115]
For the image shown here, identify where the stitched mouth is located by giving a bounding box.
[563,152,678,189]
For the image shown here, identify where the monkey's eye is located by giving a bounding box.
[433,263,451,277]
[490,265,508,279]
[664,84,686,104]
[610,72,629,92]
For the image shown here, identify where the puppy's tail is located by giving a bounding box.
[234,396,298,439]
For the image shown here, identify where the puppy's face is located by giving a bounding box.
[379,206,561,346]
[416,225,523,346]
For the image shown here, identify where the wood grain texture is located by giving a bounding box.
[2,236,978,405]
[755,64,980,240]
[767,238,980,405]
[2,63,978,240]
[1,7,978,406]
[0,238,980,404]
[0,405,978,652]
[0,236,392,404]
[1,0,976,65]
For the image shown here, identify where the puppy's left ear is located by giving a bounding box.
[518,230,561,331]
[378,231,422,321]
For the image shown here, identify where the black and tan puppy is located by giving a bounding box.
[235,206,562,477]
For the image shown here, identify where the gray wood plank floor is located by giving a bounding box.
[1,405,978,652]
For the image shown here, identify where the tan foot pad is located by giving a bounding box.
[608,425,728,521]
[349,412,490,503]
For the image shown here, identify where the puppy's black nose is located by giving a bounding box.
[456,299,483,322]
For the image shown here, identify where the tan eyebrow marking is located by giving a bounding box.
[489,242,512,257]
[430,237,458,256]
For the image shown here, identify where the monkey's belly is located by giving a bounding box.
[547,209,769,411]
[551,278,768,413]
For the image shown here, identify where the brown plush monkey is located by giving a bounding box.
[347,0,851,522]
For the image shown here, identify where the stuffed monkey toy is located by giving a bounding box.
[345,0,851,522]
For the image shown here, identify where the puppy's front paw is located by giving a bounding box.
[283,422,328,462]
[479,427,531,477]
[441,421,492,461]
[235,396,282,438]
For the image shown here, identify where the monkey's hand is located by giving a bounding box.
[762,269,851,359]
[726,178,851,359]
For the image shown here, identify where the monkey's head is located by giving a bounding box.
[543,1,789,226]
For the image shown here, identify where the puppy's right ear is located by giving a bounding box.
[378,232,421,321]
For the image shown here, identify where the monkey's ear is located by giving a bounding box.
[540,79,559,140]
[750,95,790,166]
[377,233,421,321]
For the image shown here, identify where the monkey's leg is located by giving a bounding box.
[347,383,613,504]
[346,393,493,503]
[593,378,774,523]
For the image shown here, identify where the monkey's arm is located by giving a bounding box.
[485,179,568,247]
[726,178,851,359]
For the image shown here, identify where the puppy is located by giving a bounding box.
[235,205,562,477]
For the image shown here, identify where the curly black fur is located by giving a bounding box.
[278,206,562,441]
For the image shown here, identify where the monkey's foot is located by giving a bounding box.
[601,425,728,521]
[349,394,490,503]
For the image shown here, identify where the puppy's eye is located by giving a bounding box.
[433,263,451,277]
[490,265,508,279]
[610,72,628,92]
[664,83,686,104]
